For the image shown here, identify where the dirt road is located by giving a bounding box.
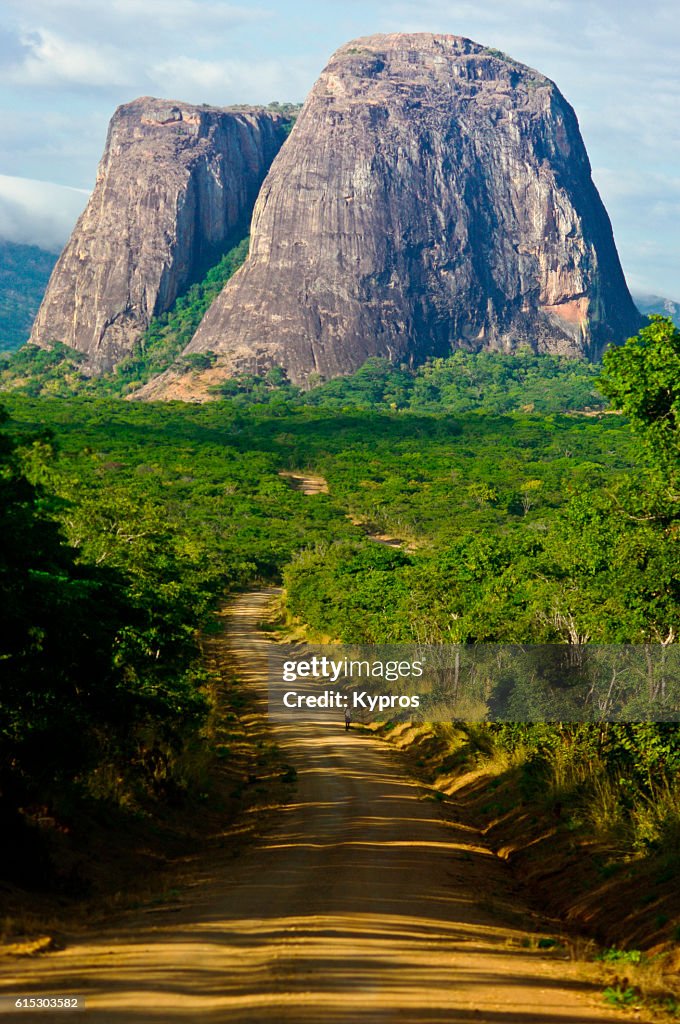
[1,591,647,1023]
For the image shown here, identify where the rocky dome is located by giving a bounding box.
[149,32,642,395]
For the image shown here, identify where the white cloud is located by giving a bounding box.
[591,167,680,295]
[0,107,107,189]
[1,0,269,59]
[0,174,89,250]
[3,29,134,87]
[149,54,316,105]
[0,0,276,96]
[593,167,680,203]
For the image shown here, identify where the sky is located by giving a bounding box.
[0,0,677,297]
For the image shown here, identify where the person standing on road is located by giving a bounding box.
[344,706,351,731]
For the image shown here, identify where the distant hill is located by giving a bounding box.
[0,241,56,352]
[633,293,680,328]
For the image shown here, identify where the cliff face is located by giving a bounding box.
[175,33,641,390]
[29,98,290,372]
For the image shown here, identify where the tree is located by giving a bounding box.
[0,407,206,828]
[599,316,680,480]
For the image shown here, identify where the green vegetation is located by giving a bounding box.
[279,319,677,650]
[1,316,679,941]
[602,985,639,1008]
[597,949,644,964]
[210,349,608,415]
[0,223,608,409]
[264,103,302,137]
[0,342,87,396]
[109,235,250,393]
[0,405,206,881]
[2,335,606,415]
[282,319,680,897]
[481,46,510,60]
[266,101,304,116]
[0,391,361,881]
[599,314,680,479]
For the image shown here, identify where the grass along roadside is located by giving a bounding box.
[367,719,680,1014]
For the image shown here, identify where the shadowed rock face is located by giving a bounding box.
[29,98,290,372]
[179,33,641,388]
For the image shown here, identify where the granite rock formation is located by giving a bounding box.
[29,98,290,372]
[172,33,641,391]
